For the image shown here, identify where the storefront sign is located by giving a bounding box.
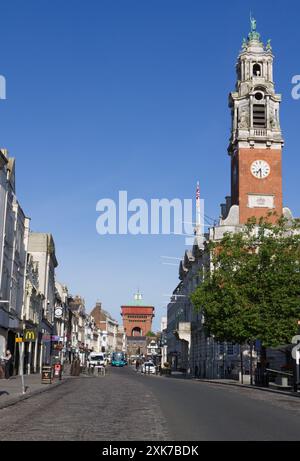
[24,329,37,342]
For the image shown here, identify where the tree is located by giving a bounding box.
[190,215,300,371]
[146,331,156,337]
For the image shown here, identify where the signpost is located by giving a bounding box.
[15,335,25,395]
[15,329,37,394]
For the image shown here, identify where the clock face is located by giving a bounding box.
[250,160,271,179]
[55,307,63,318]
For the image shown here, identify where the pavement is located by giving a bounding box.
[0,366,299,440]
[195,377,300,398]
[0,373,67,409]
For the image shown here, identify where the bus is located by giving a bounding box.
[111,351,126,367]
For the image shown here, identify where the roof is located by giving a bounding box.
[121,306,154,316]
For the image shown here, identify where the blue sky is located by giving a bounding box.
[0,0,300,329]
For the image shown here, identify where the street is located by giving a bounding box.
[0,367,299,441]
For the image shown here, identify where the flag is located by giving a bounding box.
[196,182,200,200]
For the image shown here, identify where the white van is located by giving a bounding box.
[88,352,105,368]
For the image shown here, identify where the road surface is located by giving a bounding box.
[0,367,299,440]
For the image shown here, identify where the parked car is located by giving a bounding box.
[141,362,156,374]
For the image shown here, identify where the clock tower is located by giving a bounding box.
[228,18,284,224]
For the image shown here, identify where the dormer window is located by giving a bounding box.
[253,63,262,77]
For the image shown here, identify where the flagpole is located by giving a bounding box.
[195,181,201,235]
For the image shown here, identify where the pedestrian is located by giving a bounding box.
[1,350,13,379]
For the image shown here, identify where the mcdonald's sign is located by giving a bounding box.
[24,329,37,342]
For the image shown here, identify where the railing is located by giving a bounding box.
[254,128,267,137]
[266,368,293,388]
[266,368,293,377]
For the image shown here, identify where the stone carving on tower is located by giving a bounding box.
[228,17,283,154]
[218,17,287,225]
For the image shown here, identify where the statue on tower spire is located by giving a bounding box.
[250,13,257,32]
[248,13,261,41]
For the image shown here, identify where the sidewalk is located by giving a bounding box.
[154,371,300,398]
[0,374,67,409]
[196,378,300,399]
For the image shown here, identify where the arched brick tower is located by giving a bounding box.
[121,291,154,337]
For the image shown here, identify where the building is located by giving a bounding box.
[51,281,71,363]
[160,316,168,368]
[22,252,44,373]
[68,295,87,362]
[27,233,58,367]
[0,149,28,374]
[116,325,127,352]
[121,292,155,358]
[90,302,118,353]
[121,291,154,337]
[167,18,292,380]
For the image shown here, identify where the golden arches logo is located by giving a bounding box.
[24,330,36,341]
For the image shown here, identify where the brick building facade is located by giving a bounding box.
[121,292,155,358]
[121,292,154,337]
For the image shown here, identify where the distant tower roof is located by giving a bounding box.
[133,290,143,306]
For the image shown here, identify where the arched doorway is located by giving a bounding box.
[132,327,142,336]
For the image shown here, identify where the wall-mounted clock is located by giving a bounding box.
[251,160,271,179]
[55,307,63,318]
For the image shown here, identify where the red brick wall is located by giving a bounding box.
[123,315,153,337]
[232,148,282,224]
[121,306,154,337]
[90,304,107,331]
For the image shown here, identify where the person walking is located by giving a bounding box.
[1,350,13,379]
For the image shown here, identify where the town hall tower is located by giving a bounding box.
[227,17,284,224]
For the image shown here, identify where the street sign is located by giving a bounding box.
[24,329,37,342]
[42,334,60,342]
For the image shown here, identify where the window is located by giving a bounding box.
[253,104,266,127]
[253,63,262,77]
[227,343,234,355]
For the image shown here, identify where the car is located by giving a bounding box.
[88,353,105,369]
[141,362,156,374]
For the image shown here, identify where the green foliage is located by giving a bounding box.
[190,216,300,347]
[146,331,156,337]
